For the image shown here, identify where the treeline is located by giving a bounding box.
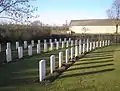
[0,23,69,43]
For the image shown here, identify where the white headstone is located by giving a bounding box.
[64,38,66,43]
[44,39,47,44]
[24,41,27,49]
[56,42,59,50]
[50,42,53,51]
[105,40,107,46]
[99,41,102,47]
[83,43,85,53]
[79,39,81,45]
[108,40,110,45]
[71,40,74,47]
[75,46,78,57]
[38,40,40,45]
[89,42,92,51]
[83,39,86,52]
[18,47,23,59]
[59,52,63,68]
[49,39,52,43]
[71,47,74,60]
[39,60,46,82]
[62,41,64,48]
[37,44,41,54]
[102,40,105,47]
[93,41,96,50]
[50,55,55,74]
[66,49,69,63]
[28,45,32,56]
[6,49,12,62]
[16,42,19,49]
[7,42,11,49]
[44,43,47,52]
[86,39,89,52]
[79,42,82,55]
[69,38,71,43]
[96,41,99,48]
[66,41,69,48]
[75,40,78,46]
[54,39,57,43]
[31,40,34,47]
[59,38,62,43]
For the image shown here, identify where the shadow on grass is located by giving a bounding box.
[0,75,38,87]
[81,56,113,61]
[60,68,115,78]
[74,59,114,65]
[85,54,113,58]
[93,49,120,54]
[67,63,114,72]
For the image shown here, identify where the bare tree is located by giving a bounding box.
[0,0,37,23]
[107,0,120,34]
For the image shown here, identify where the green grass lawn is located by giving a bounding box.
[0,44,120,91]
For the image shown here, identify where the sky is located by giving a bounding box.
[31,0,113,25]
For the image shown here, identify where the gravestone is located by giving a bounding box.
[16,42,19,49]
[102,40,105,47]
[54,39,57,43]
[7,42,11,49]
[24,41,27,49]
[71,40,74,47]
[44,39,46,43]
[99,41,102,47]
[50,42,53,51]
[50,55,55,74]
[83,43,85,53]
[59,52,63,68]
[96,41,99,48]
[59,38,62,43]
[66,41,69,48]
[62,41,64,48]
[37,44,41,54]
[86,39,89,52]
[44,43,47,52]
[49,39,52,43]
[39,60,46,82]
[69,38,71,43]
[75,46,78,57]
[66,49,69,63]
[89,42,92,51]
[31,40,34,47]
[79,40,82,55]
[18,47,23,59]
[38,40,40,45]
[93,41,96,50]
[71,47,74,60]
[64,38,66,43]
[56,42,59,50]
[28,45,32,56]
[6,48,12,62]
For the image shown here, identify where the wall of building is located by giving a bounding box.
[69,26,120,34]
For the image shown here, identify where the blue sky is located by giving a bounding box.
[32,0,113,25]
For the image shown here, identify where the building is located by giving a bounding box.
[69,19,120,34]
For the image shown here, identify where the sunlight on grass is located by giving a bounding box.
[0,44,120,91]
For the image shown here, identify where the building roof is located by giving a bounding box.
[69,19,116,26]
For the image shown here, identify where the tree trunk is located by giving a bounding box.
[116,24,118,34]
[115,24,118,43]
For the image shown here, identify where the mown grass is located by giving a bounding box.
[0,44,120,91]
